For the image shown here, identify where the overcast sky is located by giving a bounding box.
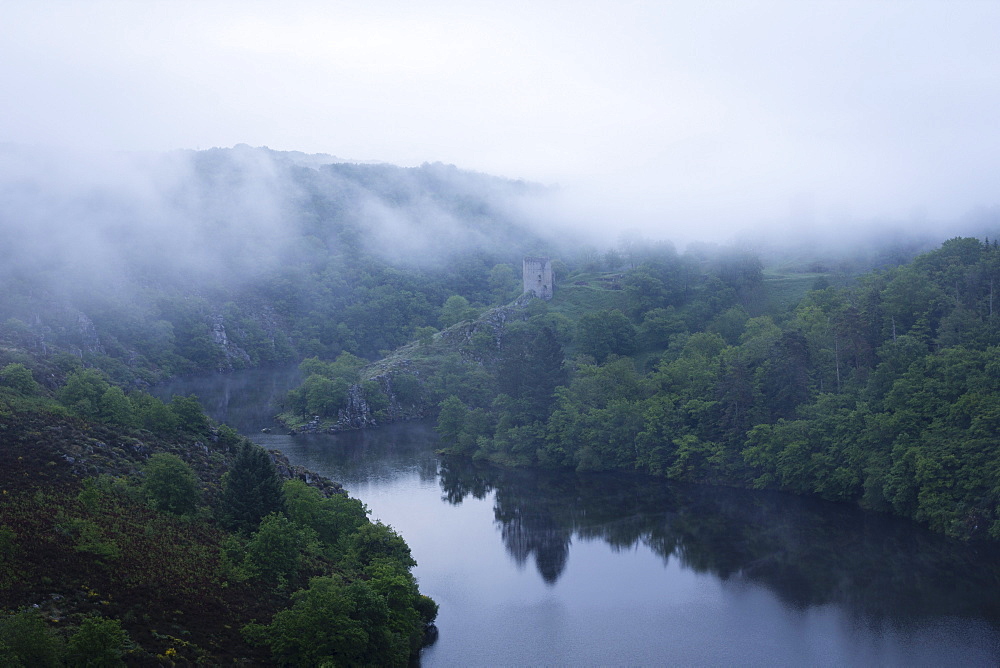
[2,0,999,239]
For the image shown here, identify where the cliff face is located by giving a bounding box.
[210,314,252,369]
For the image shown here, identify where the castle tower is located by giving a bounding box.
[523,257,553,300]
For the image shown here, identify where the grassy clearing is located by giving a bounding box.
[549,283,628,320]
[762,271,829,312]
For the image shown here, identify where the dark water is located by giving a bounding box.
[158,368,1000,666]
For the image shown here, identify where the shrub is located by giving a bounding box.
[0,608,64,667]
[65,616,130,667]
[0,364,40,396]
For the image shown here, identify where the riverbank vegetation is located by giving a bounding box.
[268,231,1000,542]
[422,238,1000,541]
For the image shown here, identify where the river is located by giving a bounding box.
[157,368,1000,666]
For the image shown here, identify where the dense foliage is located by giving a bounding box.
[0,358,435,664]
[432,238,1000,541]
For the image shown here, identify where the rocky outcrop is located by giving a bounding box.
[210,314,252,369]
[439,292,534,362]
[75,312,105,355]
[280,296,537,435]
[270,450,344,497]
[288,370,427,434]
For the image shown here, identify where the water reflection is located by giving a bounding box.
[154,367,1000,663]
[439,457,1000,625]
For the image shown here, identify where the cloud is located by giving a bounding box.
[1,1,999,244]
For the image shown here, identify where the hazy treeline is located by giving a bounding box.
[0,145,562,380]
[2,143,969,386]
[435,238,1000,541]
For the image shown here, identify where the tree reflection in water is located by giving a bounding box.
[438,456,1000,624]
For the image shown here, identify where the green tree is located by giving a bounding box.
[301,374,349,417]
[414,326,437,348]
[391,373,423,406]
[58,369,111,419]
[129,392,180,434]
[361,380,390,415]
[220,444,286,533]
[243,575,400,667]
[435,396,468,448]
[439,295,478,328]
[244,513,311,583]
[345,521,416,569]
[487,263,519,305]
[640,307,686,349]
[65,616,130,668]
[622,270,667,317]
[497,325,566,421]
[141,453,200,515]
[576,310,637,363]
[98,387,137,428]
[366,560,434,656]
[168,394,209,434]
[0,608,64,667]
[0,363,40,395]
[283,479,368,550]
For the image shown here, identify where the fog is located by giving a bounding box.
[0,147,518,292]
[2,1,1000,245]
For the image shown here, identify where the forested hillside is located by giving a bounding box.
[0,363,436,664]
[0,145,561,381]
[5,144,1000,550]
[2,146,480,664]
[408,238,1000,541]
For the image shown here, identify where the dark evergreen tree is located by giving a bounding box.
[761,331,812,421]
[220,443,286,533]
[498,325,567,422]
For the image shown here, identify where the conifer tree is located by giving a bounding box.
[220,444,286,533]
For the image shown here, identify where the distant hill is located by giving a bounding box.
[0,145,565,378]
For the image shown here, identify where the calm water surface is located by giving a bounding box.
[158,368,1000,666]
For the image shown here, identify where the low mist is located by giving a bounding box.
[0,145,573,305]
[3,141,999,313]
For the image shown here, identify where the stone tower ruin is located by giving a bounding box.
[523,257,553,300]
